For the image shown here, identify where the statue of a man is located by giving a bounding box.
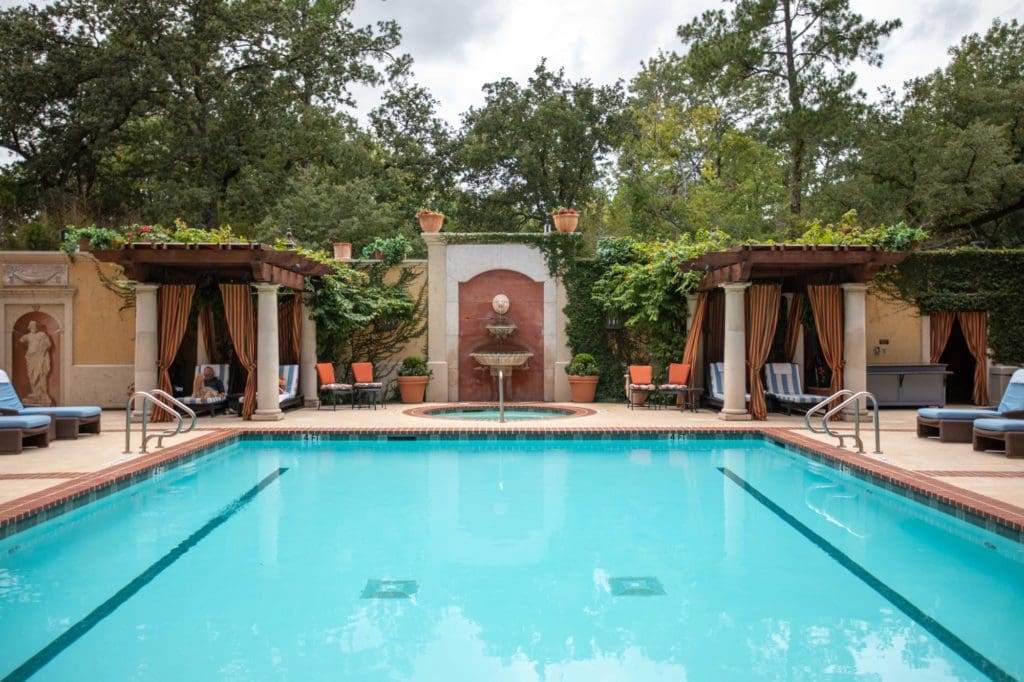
[20,320,52,405]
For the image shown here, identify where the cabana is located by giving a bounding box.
[679,245,906,420]
[92,243,331,421]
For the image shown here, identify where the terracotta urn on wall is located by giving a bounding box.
[333,242,352,260]
[417,210,445,233]
[551,208,579,233]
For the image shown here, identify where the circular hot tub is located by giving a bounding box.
[405,404,595,421]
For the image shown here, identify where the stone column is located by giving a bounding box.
[423,233,448,402]
[252,283,283,421]
[300,293,318,407]
[720,282,751,420]
[133,283,160,420]
[686,293,705,389]
[842,283,868,415]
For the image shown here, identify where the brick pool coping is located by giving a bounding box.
[2,425,1023,541]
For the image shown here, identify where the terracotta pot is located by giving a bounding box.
[77,237,92,252]
[552,213,579,233]
[418,213,444,233]
[567,375,598,402]
[397,375,429,403]
[333,242,352,260]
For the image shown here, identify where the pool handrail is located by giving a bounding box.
[805,389,882,455]
[124,390,198,454]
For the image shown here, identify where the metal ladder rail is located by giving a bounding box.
[822,391,881,455]
[124,391,198,455]
[804,390,856,435]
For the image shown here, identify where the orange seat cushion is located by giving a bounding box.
[316,363,336,385]
[667,363,691,386]
[351,362,375,384]
[629,365,653,384]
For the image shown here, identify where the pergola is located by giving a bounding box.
[680,244,907,420]
[93,243,332,420]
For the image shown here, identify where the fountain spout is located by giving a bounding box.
[470,293,533,404]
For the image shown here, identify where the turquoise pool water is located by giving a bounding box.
[1,436,1022,680]
[420,406,575,420]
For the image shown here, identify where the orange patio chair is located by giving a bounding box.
[316,363,353,410]
[627,365,656,409]
[351,362,385,409]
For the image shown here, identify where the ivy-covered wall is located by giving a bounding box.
[882,249,1024,365]
[562,260,622,401]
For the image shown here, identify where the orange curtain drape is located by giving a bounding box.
[277,296,301,365]
[929,311,956,363]
[785,293,805,363]
[220,284,257,419]
[807,285,844,395]
[199,306,219,362]
[682,292,708,368]
[745,284,782,420]
[706,290,725,363]
[957,311,989,405]
[152,284,196,422]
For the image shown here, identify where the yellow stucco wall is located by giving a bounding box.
[865,290,923,364]
[71,256,135,365]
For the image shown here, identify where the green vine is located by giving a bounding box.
[879,248,1024,365]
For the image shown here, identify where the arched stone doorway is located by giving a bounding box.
[11,311,60,406]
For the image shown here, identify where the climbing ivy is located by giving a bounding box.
[879,249,1024,365]
[562,260,623,401]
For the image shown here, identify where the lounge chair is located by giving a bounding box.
[763,363,825,415]
[972,418,1024,458]
[0,414,53,454]
[0,369,100,439]
[706,362,750,410]
[917,368,1024,442]
[351,362,384,409]
[180,364,231,417]
[626,365,656,409]
[238,365,303,412]
[316,363,353,410]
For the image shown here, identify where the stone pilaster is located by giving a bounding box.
[423,233,448,402]
[300,293,318,407]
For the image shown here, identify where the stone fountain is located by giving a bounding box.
[470,294,533,421]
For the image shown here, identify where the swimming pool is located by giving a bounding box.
[1,435,1021,680]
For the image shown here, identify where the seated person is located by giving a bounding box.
[279,376,287,394]
[192,366,226,400]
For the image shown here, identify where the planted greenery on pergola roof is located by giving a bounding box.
[90,243,333,290]
[682,244,908,291]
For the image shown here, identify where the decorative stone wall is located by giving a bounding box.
[423,234,572,402]
[458,269,544,401]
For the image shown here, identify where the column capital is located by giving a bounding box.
[840,282,869,292]
[720,281,752,292]
[134,282,160,292]
[252,282,280,293]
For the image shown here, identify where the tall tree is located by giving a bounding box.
[454,61,624,232]
[677,0,900,217]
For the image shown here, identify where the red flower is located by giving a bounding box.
[140,225,153,233]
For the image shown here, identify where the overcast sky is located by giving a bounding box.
[349,0,1023,125]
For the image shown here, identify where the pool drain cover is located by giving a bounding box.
[361,579,419,599]
[609,576,665,596]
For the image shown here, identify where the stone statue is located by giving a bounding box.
[20,321,52,405]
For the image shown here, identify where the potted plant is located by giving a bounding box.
[417,209,445,233]
[61,225,124,259]
[565,353,599,402]
[397,356,432,403]
[551,207,579,233]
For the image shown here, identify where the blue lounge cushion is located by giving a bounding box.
[767,392,822,405]
[974,418,1024,434]
[918,408,1001,421]
[19,406,101,418]
[0,414,51,429]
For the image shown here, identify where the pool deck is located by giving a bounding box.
[1,403,1023,537]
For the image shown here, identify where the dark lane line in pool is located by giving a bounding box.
[718,466,1014,682]
[2,467,289,682]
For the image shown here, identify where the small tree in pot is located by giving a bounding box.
[565,353,599,402]
[397,356,432,403]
